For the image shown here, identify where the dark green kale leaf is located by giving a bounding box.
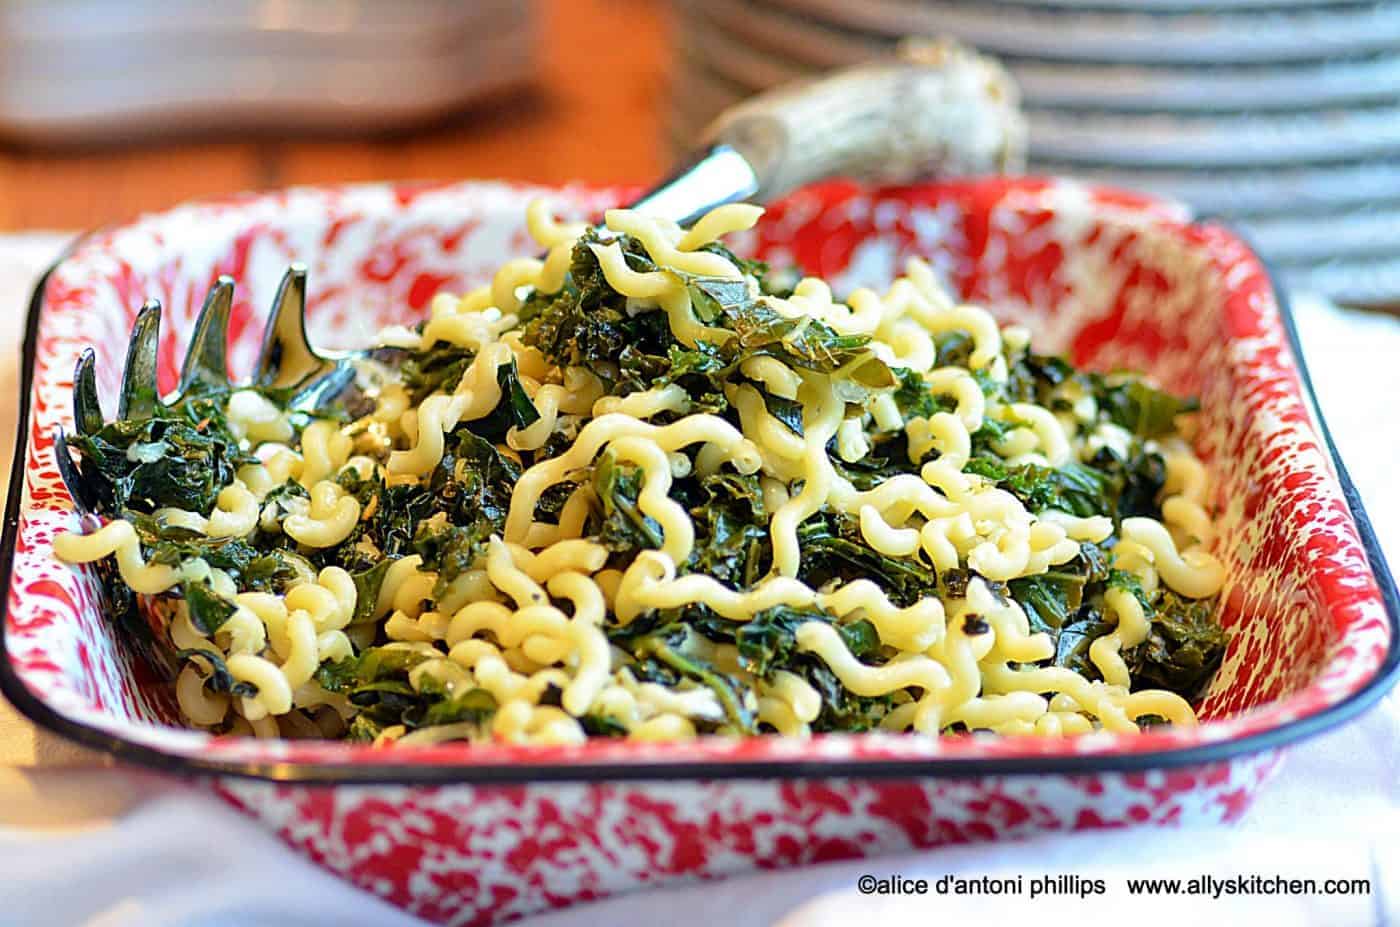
[334,427,518,575]
[334,471,437,565]
[1010,570,1085,635]
[762,393,806,437]
[933,331,976,369]
[629,623,755,732]
[892,367,957,421]
[413,517,494,601]
[132,513,261,573]
[1124,590,1228,698]
[1002,352,1076,406]
[829,443,904,491]
[349,560,392,623]
[406,428,520,596]
[410,681,497,730]
[1052,610,1117,678]
[68,394,252,516]
[685,472,770,588]
[1090,375,1198,439]
[445,430,521,520]
[797,512,938,606]
[1008,543,1110,635]
[315,645,433,692]
[1106,568,1152,611]
[734,605,879,678]
[964,458,1112,519]
[592,451,664,553]
[182,580,236,635]
[464,359,541,442]
[711,604,893,732]
[803,660,894,733]
[175,648,258,698]
[617,340,728,413]
[316,645,498,736]
[240,550,316,593]
[1086,445,1167,522]
[719,298,894,392]
[521,231,676,382]
[679,274,751,325]
[966,444,1164,524]
[400,341,473,403]
[695,240,769,281]
[580,714,630,737]
[968,415,1014,457]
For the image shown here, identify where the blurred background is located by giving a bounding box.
[1,0,1398,305]
[0,1,666,227]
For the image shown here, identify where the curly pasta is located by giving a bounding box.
[55,198,1229,745]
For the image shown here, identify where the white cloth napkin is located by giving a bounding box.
[0,235,1395,927]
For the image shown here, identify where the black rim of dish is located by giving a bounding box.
[0,223,1397,787]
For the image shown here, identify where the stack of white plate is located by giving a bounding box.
[669,0,1400,305]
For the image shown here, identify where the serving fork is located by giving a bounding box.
[56,38,1025,515]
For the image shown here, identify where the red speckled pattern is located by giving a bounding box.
[2,178,1392,925]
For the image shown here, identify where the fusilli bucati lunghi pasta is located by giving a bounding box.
[54,201,1229,744]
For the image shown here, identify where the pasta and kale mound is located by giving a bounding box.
[55,201,1229,745]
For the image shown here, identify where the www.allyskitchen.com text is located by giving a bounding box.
[855,872,1371,900]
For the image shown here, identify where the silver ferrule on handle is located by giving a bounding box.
[627,144,761,228]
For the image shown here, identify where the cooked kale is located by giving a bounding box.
[684,472,770,588]
[66,211,1227,746]
[964,457,1112,518]
[592,452,664,553]
[629,623,755,732]
[1003,352,1076,406]
[521,231,676,383]
[762,393,806,437]
[1091,376,1198,439]
[1124,590,1229,698]
[68,394,252,516]
[176,648,258,698]
[336,427,518,573]
[400,341,472,403]
[182,580,236,635]
[964,447,1165,524]
[316,645,498,737]
[1001,348,1195,440]
[892,367,957,421]
[797,513,938,606]
[466,359,541,442]
[1005,545,1222,690]
[733,605,879,677]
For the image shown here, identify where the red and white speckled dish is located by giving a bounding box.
[2,178,1396,926]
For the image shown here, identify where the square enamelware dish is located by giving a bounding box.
[3,177,1397,926]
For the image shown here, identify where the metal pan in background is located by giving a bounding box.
[762,0,1400,65]
[690,7,1400,114]
[1031,159,1400,216]
[1026,105,1400,168]
[693,0,1400,112]
[1279,256,1400,307]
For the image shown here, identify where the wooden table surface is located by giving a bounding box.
[0,0,671,232]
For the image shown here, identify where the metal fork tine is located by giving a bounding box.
[117,301,163,421]
[72,348,104,436]
[255,263,326,390]
[53,427,98,516]
[178,276,234,394]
